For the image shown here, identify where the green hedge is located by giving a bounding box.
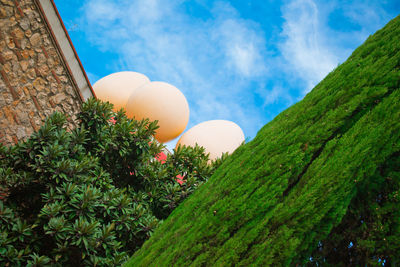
[128,15,400,266]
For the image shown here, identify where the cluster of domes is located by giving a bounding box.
[93,71,244,160]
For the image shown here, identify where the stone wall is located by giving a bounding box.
[0,0,83,146]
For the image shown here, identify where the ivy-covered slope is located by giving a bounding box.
[128,16,400,266]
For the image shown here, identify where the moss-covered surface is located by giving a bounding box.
[127,16,400,266]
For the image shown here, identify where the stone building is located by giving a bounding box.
[0,0,94,146]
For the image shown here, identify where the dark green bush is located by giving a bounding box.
[0,98,224,266]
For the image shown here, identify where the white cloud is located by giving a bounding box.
[214,18,268,77]
[279,0,338,93]
[278,0,396,95]
[342,1,390,30]
[263,85,294,106]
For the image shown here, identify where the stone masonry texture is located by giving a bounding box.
[0,0,83,146]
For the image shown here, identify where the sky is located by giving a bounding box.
[54,0,400,150]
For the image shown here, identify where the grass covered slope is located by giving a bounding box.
[128,16,400,266]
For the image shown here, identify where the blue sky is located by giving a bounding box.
[54,0,400,149]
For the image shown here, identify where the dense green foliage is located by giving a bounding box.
[0,99,222,266]
[128,15,400,266]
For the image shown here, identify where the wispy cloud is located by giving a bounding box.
[279,0,338,93]
[278,0,397,94]
[263,85,294,106]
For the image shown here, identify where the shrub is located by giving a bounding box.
[0,98,224,266]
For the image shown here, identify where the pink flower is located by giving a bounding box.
[109,116,117,124]
[155,152,167,164]
[176,174,185,185]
